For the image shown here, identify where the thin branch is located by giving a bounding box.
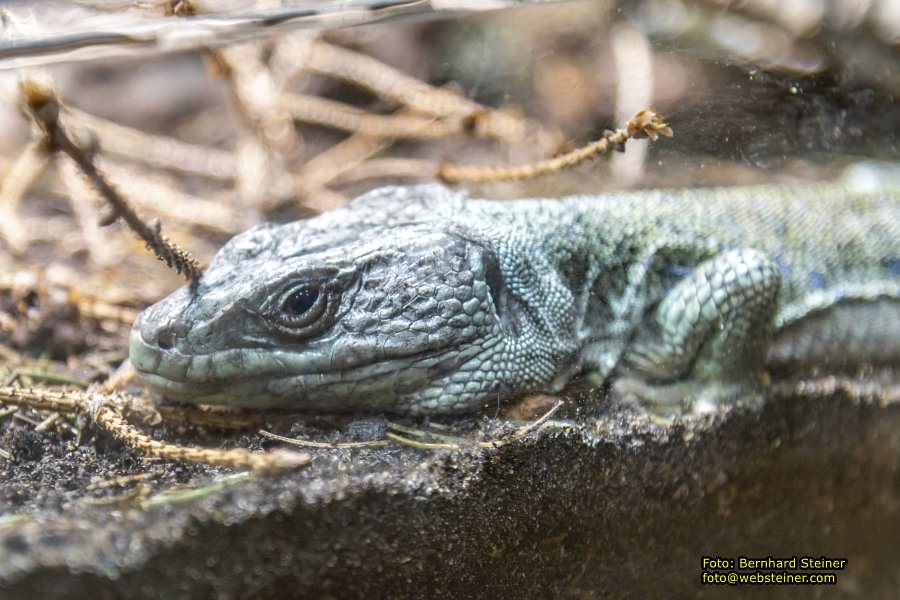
[280,93,458,139]
[19,80,203,283]
[66,107,237,180]
[303,41,562,152]
[294,133,392,193]
[513,399,564,437]
[437,109,673,183]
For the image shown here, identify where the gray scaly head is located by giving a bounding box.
[130,185,544,414]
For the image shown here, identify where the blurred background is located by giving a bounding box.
[0,0,898,370]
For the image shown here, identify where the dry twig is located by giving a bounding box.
[280,93,457,139]
[260,399,566,452]
[303,41,561,151]
[437,109,673,183]
[258,429,391,449]
[66,107,237,180]
[19,80,203,283]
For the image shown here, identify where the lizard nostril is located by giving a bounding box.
[156,329,176,351]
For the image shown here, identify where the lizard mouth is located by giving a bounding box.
[129,326,481,410]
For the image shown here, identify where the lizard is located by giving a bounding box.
[129,164,900,414]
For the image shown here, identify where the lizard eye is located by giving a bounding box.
[284,286,319,317]
[266,268,352,338]
[275,284,327,329]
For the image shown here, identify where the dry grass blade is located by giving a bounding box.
[19,79,203,283]
[258,429,391,449]
[513,399,564,437]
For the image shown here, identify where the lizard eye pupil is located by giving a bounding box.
[271,275,342,336]
[282,286,319,318]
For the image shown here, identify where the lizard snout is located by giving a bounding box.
[130,286,196,377]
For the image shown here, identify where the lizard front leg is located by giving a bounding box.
[616,248,781,409]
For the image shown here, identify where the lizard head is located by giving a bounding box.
[130,186,538,414]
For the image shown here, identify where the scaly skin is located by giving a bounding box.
[130,166,900,414]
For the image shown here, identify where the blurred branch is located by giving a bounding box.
[67,107,237,180]
[303,41,562,152]
[0,0,558,69]
[280,93,459,139]
[0,142,48,254]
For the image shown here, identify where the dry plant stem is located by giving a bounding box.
[0,141,48,253]
[0,386,309,474]
[280,93,457,139]
[212,48,291,211]
[295,133,392,192]
[20,81,203,283]
[215,44,303,160]
[292,94,465,206]
[262,399,565,453]
[96,407,308,474]
[66,107,237,180]
[437,109,673,184]
[304,41,483,117]
[101,360,137,392]
[514,399,563,437]
[258,429,390,449]
[304,41,557,149]
[384,431,462,450]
